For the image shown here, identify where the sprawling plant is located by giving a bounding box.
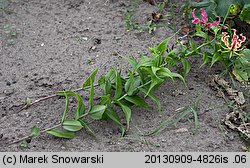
[14,5,249,145]
[20,33,186,141]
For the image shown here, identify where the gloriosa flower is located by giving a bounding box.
[221,29,246,52]
[192,8,221,28]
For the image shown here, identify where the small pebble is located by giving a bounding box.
[6,81,11,86]
[175,128,188,133]
[228,135,234,141]
[26,138,32,143]
[4,89,14,96]
[25,112,29,118]
[82,37,88,41]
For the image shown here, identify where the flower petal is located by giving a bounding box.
[221,29,246,52]
[192,18,200,24]
[221,32,230,48]
[201,8,208,23]
[192,8,201,24]
[207,17,221,28]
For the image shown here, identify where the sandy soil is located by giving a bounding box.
[0,0,248,151]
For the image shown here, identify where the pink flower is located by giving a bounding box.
[221,29,246,52]
[192,8,221,29]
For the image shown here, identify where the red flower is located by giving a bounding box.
[221,29,246,52]
[192,8,221,29]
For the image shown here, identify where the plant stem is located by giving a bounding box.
[8,113,90,146]
[186,38,216,57]
[116,94,128,102]
[17,84,99,112]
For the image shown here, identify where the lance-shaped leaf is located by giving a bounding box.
[125,73,140,96]
[211,52,222,67]
[88,77,95,112]
[181,58,191,75]
[139,87,161,110]
[125,95,149,108]
[82,68,98,88]
[150,30,179,56]
[100,94,111,106]
[62,119,83,132]
[147,75,164,96]
[57,91,86,120]
[47,129,76,139]
[78,119,96,137]
[156,67,185,83]
[31,125,40,138]
[120,104,132,131]
[105,107,126,136]
[61,91,69,123]
[114,70,123,99]
[90,105,107,120]
[128,57,146,84]
[134,57,154,71]
[74,92,85,120]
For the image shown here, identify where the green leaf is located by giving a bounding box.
[242,49,250,58]
[82,68,98,88]
[118,99,134,107]
[154,33,177,56]
[210,26,220,35]
[114,71,123,99]
[135,57,154,71]
[214,0,239,18]
[78,119,96,137]
[165,51,181,67]
[189,40,199,53]
[89,105,107,120]
[100,94,111,106]
[172,101,200,127]
[31,126,40,138]
[146,115,175,136]
[125,95,149,108]
[125,73,141,96]
[105,107,126,136]
[46,128,76,139]
[240,4,250,24]
[20,142,29,148]
[62,119,83,132]
[233,54,250,82]
[25,97,31,109]
[120,104,132,131]
[127,57,138,69]
[61,91,69,123]
[57,91,86,121]
[201,52,212,67]
[128,57,146,84]
[89,77,95,112]
[181,58,191,75]
[74,93,85,120]
[192,31,209,40]
[147,75,164,96]
[105,69,116,84]
[211,52,222,67]
[98,75,112,95]
[153,55,164,67]
[156,67,185,83]
[139,87,161,110]
[146,99,200,136]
